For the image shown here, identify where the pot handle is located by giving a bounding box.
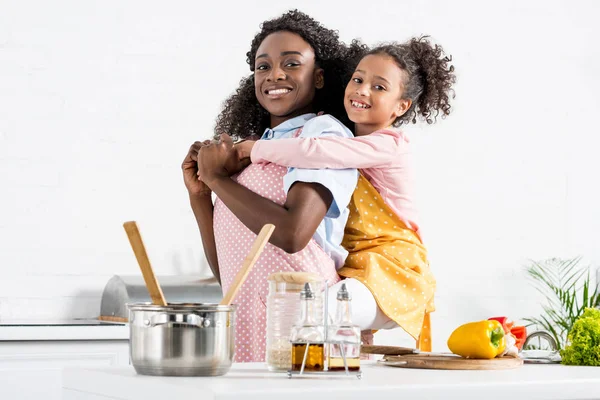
[147,313,211,328]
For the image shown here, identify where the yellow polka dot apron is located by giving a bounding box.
[339,175,436,351]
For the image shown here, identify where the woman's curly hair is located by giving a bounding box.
[369,36,456,126]
[214,10,362,139]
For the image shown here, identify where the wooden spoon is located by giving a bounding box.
[219,224,275,306]
[123,221,167,306]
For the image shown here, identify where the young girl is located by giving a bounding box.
[182,10,360,362]
[236,37,456,351]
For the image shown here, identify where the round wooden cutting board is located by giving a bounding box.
[380,353,523,370]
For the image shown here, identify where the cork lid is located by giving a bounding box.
[267,271,322,283]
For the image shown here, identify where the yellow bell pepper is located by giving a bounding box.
[447,320,506,359]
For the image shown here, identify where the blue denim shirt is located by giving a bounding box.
[260,113,358,268]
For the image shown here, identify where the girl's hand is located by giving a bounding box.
[235,140,257,160]
[182,140,212,197]
[198,134,250,186]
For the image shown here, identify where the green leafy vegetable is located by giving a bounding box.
[561,308,600,366]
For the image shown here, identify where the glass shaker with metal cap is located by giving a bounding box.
[328,283,361,371]
[290,282,326,371]
[265,272,324,372]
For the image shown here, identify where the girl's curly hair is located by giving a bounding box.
[369,36,456,126]
[214,10,361,139]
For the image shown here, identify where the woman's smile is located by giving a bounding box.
[264,85,294,99]
[253,31,322,128]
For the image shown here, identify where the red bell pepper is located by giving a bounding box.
[489,316,528,350]
[510,325,528,350]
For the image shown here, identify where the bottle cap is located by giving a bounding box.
[300,282,315,300]
[337,283,351,301]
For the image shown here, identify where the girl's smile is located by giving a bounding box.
[349,99,371,109]
[344,54,411,136]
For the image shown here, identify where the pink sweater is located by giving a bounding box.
[251,129,421,238]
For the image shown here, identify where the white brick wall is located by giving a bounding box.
[1,0,599,350]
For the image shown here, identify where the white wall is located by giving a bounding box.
[1,0,599,350]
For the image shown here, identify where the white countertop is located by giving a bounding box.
[0,319,129,341]
[62,361,600,400]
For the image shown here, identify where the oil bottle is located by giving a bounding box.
[290,282,325,371]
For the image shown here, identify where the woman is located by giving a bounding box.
[181,10,359,362]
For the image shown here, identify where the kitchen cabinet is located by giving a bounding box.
[0,321,129,400]
[63,361,600,400]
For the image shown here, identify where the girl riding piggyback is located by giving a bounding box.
[237,37,456,350]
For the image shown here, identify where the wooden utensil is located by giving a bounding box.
[123,221,167,307]
[380,353,523,370]
[361,345,419,356]
[220,224,275,306]
[98,315,129,323]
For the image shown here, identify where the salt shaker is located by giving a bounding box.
[327,283,361,371]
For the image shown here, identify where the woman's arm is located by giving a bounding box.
[182,141,221,283]
[238,130,408,169]
[210,178,331,253]
[198,136,333,253]
[189,194,220,282]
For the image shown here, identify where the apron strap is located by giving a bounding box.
[416,312,432,352]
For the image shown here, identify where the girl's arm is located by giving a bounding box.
[239,130,408,169]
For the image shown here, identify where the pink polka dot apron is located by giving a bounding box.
[213,163,341,362]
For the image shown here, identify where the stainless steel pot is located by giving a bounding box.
[127,303,236,376]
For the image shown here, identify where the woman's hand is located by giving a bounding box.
[198,134,250,186]
[182,140,212,197]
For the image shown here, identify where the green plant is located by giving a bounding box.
[524,256,600,350]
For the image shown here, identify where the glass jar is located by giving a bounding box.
[265,272,325,372]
